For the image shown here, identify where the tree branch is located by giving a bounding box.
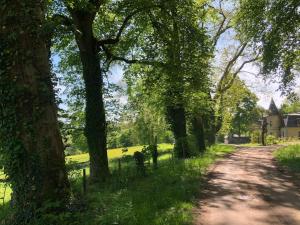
[220,56,259,93]
[52,14,73,27]
[216,42,248,93]
[101,45,165,67]
[208,1,233,47]
[51,14,82,36]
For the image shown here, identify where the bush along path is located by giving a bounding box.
[195,146,300,225]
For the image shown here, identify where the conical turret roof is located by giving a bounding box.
[269,98,279,115]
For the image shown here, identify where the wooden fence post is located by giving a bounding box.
[83,168,87,194]
[118,158,121,176]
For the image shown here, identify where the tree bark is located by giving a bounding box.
[167,105,190,158]
[261,118,267,146]
[191,116,206,153]
[0,0,69,218]
[70,10,109,182]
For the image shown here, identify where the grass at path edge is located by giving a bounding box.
[0,144,235,225]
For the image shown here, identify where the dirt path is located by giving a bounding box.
[195,146,300,225]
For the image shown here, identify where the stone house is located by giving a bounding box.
[266,99,300,139]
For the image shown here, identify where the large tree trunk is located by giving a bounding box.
[71,11,109,182]
[261,118,267,146]
[167,105,190,158]
[191,116,206,153]
[0,0,70,219]
[207,94,223,146]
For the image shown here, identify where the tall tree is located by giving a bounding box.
[205,0,258,144]
[63,0,109,182]
[281,91,300,114]
[0,0,69,220]
[106,0,211,158]
[53,0,155,181]
[219,78,259,136]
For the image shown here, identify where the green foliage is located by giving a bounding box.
[230,95,260,136]
[220,78,260,135]
[280,92,300,114]
[266,135,278,145]
[251,130,261,144]
[118,0,212,157]
[274,145,300,172]
[237,0,300,90]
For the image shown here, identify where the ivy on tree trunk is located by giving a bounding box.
[0,0,70,220]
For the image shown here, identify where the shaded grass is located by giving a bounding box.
[274,144,300,172]
[70,144,235,225]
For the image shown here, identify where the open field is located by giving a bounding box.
[67,143,173,164]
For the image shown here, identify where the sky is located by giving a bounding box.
[239,63,283,109]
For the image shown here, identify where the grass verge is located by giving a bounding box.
[0,144,235,225]
[274,144,300,172]
[70,144,234,225]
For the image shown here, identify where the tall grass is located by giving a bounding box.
[274,144,300,172]
[68,145,234,225]
[0,144,235,225]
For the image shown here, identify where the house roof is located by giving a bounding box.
[268,98,279,115]
[283,114,300,127]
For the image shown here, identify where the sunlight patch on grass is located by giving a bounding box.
[238,143,262,147]
[0,182,11,203]
[67,143,173,164]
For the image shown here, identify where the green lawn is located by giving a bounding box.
[274,144,300,172]
[0,144,235,225]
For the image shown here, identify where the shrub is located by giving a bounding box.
[65,147,82,156]
[266,135,278,145]
[251,131,260,144]
[216,134,225,143]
